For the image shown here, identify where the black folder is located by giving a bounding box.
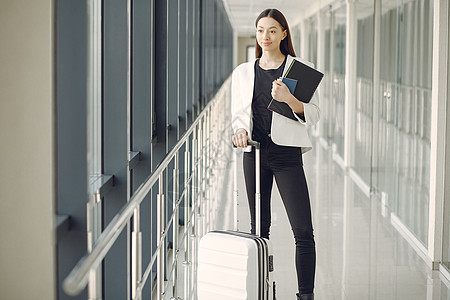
[267,59,324,120]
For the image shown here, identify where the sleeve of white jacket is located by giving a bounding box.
[292,89,320,126]
[231,65,251,134]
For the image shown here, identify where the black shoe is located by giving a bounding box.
[297,293,314,300]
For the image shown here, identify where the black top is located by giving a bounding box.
[251,57,286,143]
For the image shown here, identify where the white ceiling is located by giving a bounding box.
[222,0,317,36]
[222,0,385,36]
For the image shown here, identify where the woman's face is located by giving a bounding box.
[256,17,287,53]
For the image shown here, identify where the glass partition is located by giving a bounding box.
[331,5,346,160]
[303,0,434,263]
[376,0,401,232]
[87,0,102,180]
[443,2,450,272]
[308,16,318,66]
[353,1,375,185]
[444,188,450,271]
[321,9,332,141]
[376,0,433,247]
[395,0,433,246]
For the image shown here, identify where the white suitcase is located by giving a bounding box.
[197,141,276,300]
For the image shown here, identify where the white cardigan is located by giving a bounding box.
[231,55,320,153]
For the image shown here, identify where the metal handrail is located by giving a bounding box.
[63,77,231,296]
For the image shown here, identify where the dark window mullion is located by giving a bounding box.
[102,0,128,298]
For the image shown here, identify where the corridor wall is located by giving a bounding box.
[0,1,56,299]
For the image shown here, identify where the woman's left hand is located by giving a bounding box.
[271,79,294,103]
[271,78,305,114]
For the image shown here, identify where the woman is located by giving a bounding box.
[231,8,319,300]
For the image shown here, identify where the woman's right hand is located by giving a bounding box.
[232,128,248,148]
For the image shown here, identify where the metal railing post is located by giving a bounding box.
[210,104,217,231]
[183,138,191,264]
[131,206,142,300]
[206,108,211,233]
[208,107,213,233]
[87,191,102,300]
[157,174,165,299]
[198,120,204,237]
[192,129,198,238]
[182,138,191,300]
[171,152,179,299]
[206,109,210,233]
[203,113,207,235]
[205,109,210,233]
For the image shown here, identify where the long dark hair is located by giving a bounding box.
[255,9,296,58]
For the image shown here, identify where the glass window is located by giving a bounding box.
[395,0,433,246]
[376,0,402,237]
[444,190,450,271]
[443,1,450,272]
[320,9,332,141]
[308,17,318,66]
[87,0,102,181]
[332,5,346,160]
[353,1,375,185]
[376,0,433,247]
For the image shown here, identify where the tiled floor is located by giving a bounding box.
[163,137,450,299]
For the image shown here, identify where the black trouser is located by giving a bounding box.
[243,139,316,295]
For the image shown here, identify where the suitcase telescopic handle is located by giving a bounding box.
[232,139,262,237]
[246,140,260,149]
[252,141,262,237]
[232,139,260,149]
